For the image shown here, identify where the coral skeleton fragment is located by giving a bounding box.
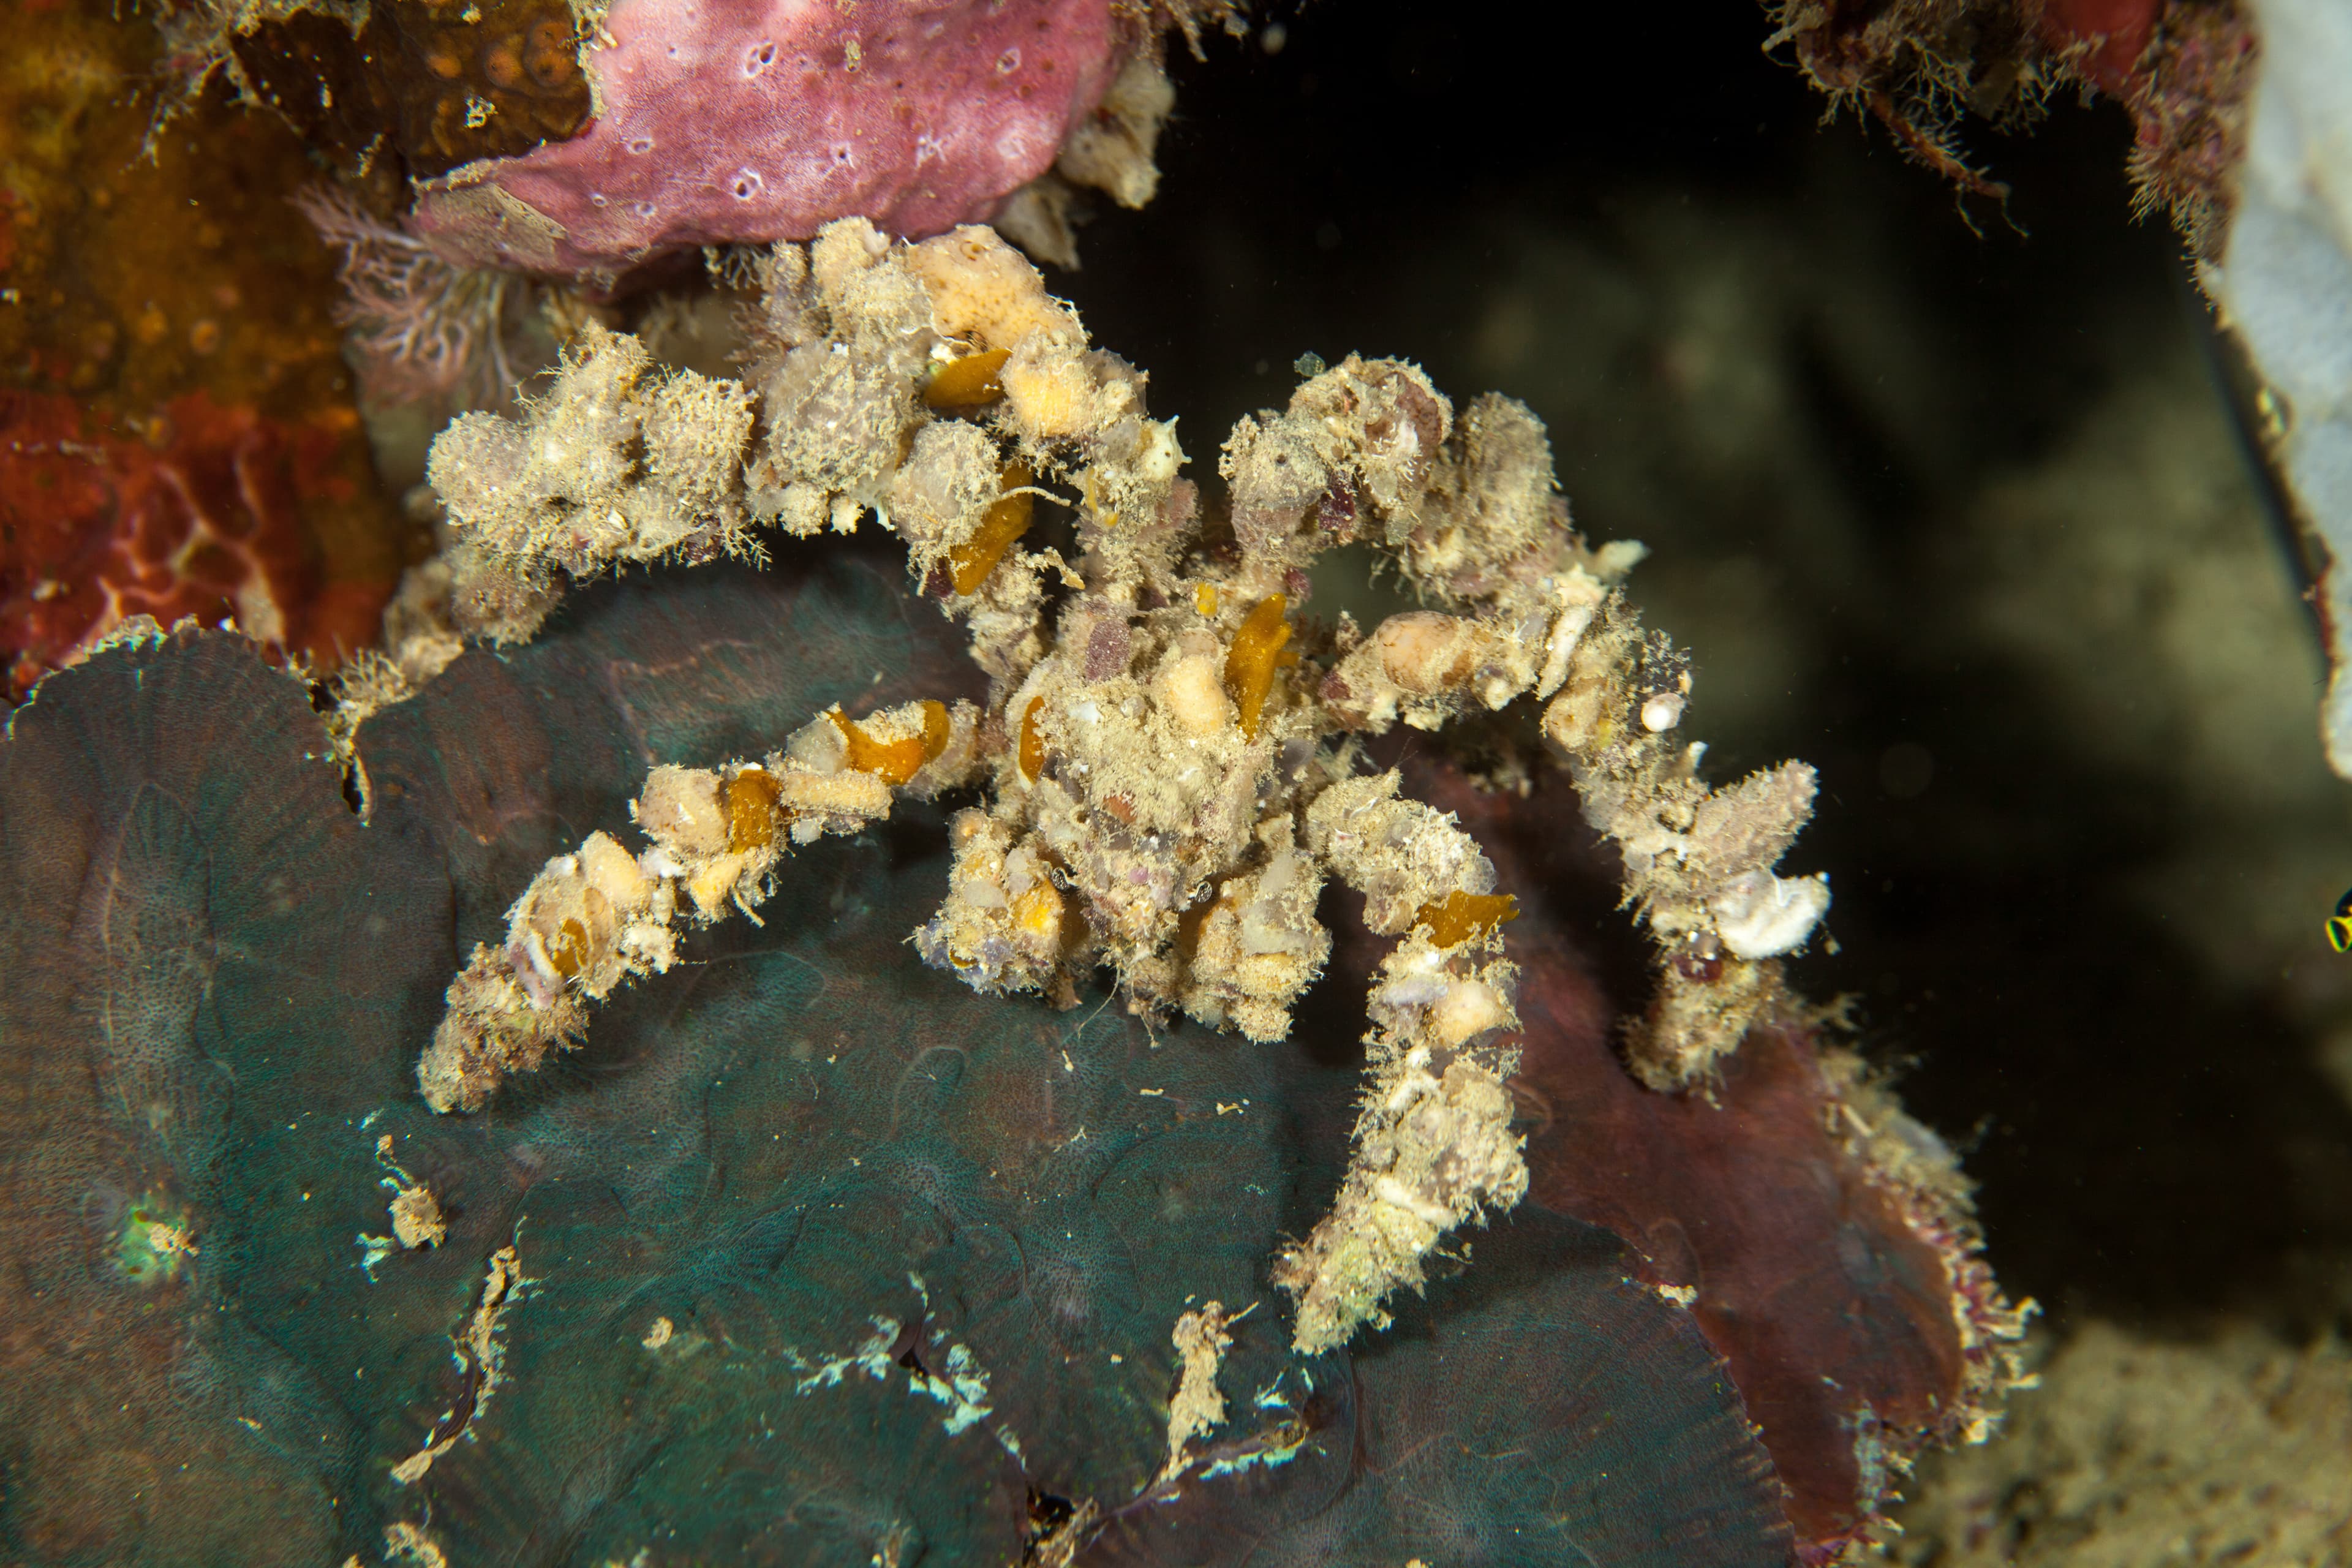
[407,218,1834,1353]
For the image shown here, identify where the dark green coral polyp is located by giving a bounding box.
[113,1194,197,1286]
[0,560,1792,1566]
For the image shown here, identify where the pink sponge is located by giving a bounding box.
[412,0,1128,280]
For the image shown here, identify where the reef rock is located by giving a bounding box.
[0,1,409,696]
[0,560,1811,1566]
[0,391,390,697]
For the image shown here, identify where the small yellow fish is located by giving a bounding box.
[2329,888,2352,954]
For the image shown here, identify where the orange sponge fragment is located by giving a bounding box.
[948,464,1035,595]
[923,347,1012,411]
[830,700,951,786]
[1223,592,1291,739]
[726,767,787,851]
[1018,695,1047,782]
[1413,890,1520,948]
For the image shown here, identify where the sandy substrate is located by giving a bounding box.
[1895,1322,2352,1566]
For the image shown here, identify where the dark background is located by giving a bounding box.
[1063,0,2352,1338]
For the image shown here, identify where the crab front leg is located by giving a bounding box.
[1273,770,1530,1355]
[418,698,983,1112]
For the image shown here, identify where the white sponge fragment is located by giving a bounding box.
[1710,869,1831,960]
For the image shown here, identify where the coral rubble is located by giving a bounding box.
[408,219,1839,1359]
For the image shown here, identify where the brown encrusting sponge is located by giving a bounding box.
[402,218,1837,1355]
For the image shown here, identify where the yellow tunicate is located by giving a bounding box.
[686,851,754,917]
[636,765,728,856]
[725,767,785,851]
[1174,889,1234,963]
[1412,890,1520,948]
[948,464,1033,595]
[828,700,951,786]
[1161,652,1231,738]
[777,768,892,817]
[922,347,1011,410]
[1222,593,1291,741]
[1018,696,1047,782]
[1542,680,1608,753]
[1195,583,1218,616]
[578,831,650,909]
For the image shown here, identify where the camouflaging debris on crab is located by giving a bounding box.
[405,218,1835,1354]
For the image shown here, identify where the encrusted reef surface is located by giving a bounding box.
[2,572,1795,1566]
[0,0,412,698]
[0,552,2019,1562]
[0,54,2035,1544]
[1767,0,2256,246]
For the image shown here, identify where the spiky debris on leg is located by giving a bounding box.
[1273,775,1529,1354]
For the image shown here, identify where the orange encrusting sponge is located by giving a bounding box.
[922,347,1012,410]
[726,767,788,851]
[831,700,952,786]
[1018,696,1047,782]
[948,464,1035,595]
[1223,593,1292,740]
[1412,890,1520,947]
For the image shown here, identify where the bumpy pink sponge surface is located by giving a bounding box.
[411,0,1123,278]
